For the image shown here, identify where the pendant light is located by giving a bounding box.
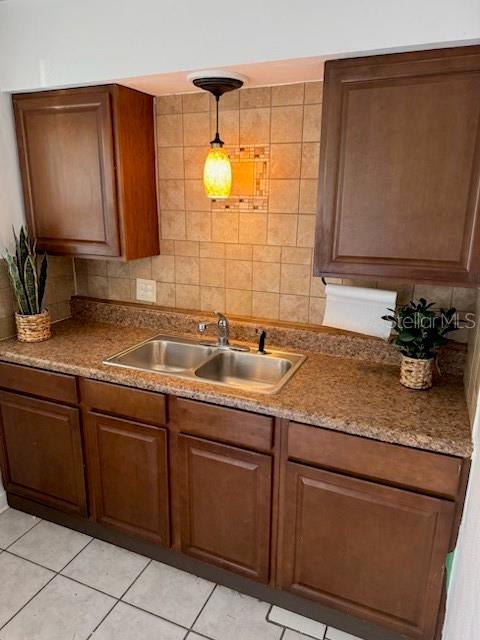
[188,72,246,199]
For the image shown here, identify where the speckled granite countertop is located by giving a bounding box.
[0,319,472,458]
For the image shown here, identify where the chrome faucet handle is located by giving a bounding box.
[197,321,210,334]
[213,310,229,345]
[213,310,227,324]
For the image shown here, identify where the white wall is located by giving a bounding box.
[0,0,479,92]
[0,90,25,253]
[443,394,480,640]
[0,88,25,503]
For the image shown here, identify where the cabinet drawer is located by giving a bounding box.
[80,379,166,427]
[0,361,78,404]
[175,398,273,451]
[288,421,463,499]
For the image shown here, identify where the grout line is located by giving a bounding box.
[4,515,43,550]
[188,583,217,633]
[113,598,192,635]
[0,530,97,632]
[118,558,153,600]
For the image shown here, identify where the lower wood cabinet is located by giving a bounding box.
[280,462,455,640]
[85,411,170,545]
[177,434,272,583]
[0,390,86,515]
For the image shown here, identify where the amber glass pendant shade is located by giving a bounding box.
[189,74,244,199]
[204,145,232,199]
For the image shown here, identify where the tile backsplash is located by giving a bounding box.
[75,81,477,331]
[0,256,75,340]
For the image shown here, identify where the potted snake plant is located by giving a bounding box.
[382,298,457,390]
[4,227,49,343]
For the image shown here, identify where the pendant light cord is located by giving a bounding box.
[215,95,220,139]
[211,94,222,146]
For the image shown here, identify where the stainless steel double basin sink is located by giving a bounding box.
[104,335,306,394]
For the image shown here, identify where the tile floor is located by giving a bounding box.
[0,508,365,640]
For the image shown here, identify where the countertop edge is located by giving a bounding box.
[0,350,472,459]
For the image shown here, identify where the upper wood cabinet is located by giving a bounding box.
[314,45,480,286]
[13,84,159,260]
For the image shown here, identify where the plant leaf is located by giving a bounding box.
[37,253,48,310]
[5,252,29,314]
[23,255,39,314]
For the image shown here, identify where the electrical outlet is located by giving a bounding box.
[136,278,156,303]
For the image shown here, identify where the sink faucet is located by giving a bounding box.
[198,311,249,351]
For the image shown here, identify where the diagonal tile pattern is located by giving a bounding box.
[8,520,92,571]
[122,560,215,627]
[62,539,150,598]
[0,509,39,549]
[0,507,366,640]
[91,602,185,640]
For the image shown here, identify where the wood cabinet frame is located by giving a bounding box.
[314,45,480,285]
[13,84,159,260]
[0,368,470,640]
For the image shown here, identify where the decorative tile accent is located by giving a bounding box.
[211,144,269,212]
[73,81,474,343]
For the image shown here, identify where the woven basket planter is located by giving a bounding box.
[15,310,51,343]
[400,355,433,390]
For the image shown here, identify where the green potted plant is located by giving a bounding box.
[382,298,457,390]
[4,227,49,343]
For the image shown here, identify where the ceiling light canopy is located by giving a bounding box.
[187,71,247,199]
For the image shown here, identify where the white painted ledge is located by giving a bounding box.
[0,477,7,513]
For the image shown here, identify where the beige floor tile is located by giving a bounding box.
[9,520,91,571]
[194,585,282,640]
[0,552,53,627]
[268,606,326,639]
[123,560,214,627]
[326,627,365,640]
[0,509,39,549]
[0,575,114,640]
[91,602,185,640]
[61,539,149,598]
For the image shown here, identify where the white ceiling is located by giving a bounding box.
[118,55,326,96]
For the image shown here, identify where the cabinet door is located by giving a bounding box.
[0,391,86,514]
[85,412,169,545]
[280,462,454,640]
[13,88,120,257]
[178,435,272,582]
[314,46,480,285]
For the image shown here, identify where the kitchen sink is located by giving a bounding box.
[104,334,305,394]
[104,338,214,373]
[194,350,293,391]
